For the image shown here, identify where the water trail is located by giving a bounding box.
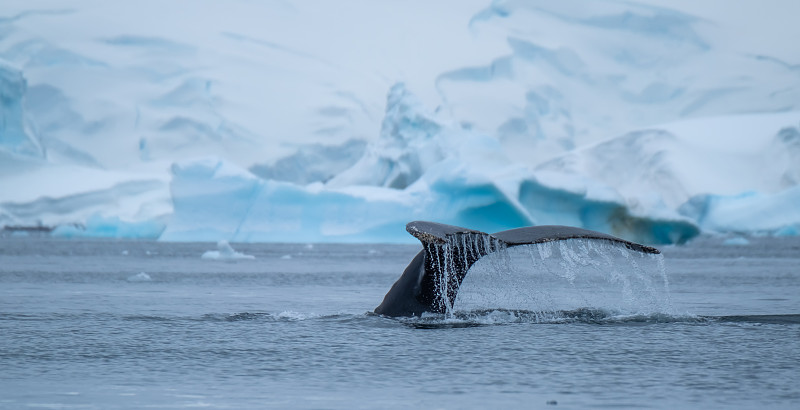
[654,252,671,312]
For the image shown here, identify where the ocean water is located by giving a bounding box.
[1,236,799,409]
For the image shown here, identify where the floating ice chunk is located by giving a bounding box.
[280,254,292,259]
[127,272,152,282]
[723,237,750,246]
[201,240,255,260]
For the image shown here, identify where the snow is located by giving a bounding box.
[201,240,255,261]
[2,1,800,243]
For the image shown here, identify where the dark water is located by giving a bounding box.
[1,236,799,409]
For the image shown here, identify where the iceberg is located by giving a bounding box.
[201,240,255,261]
[127,272,153,282]
[537,115,800,238]
[162,156,417,243]
[327,83,450,189]
[680,187,800,236]
[161,85,700,244]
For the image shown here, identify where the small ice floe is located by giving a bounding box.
[201,240,255,260]
[121,250,129,255]
[127,272,152,282]
[304,243,314,250]
[280,254,292,259]
[723,237,750,246]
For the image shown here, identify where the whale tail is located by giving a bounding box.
[374,221,660,317]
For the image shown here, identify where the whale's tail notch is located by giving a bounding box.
[374,221,660,317]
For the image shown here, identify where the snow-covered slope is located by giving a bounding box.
[2,1,799,242]
[537,113,800,211]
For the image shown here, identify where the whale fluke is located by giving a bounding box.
[374,221,660,317]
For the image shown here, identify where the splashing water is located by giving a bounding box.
[450,238,671,317]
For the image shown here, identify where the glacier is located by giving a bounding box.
[2,1,799,243]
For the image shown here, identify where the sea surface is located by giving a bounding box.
[1,235,799,409]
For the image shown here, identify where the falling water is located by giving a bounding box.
[450,238,671,317]
[424,233,507,316]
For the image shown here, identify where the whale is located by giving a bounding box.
[374,221,661,317]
